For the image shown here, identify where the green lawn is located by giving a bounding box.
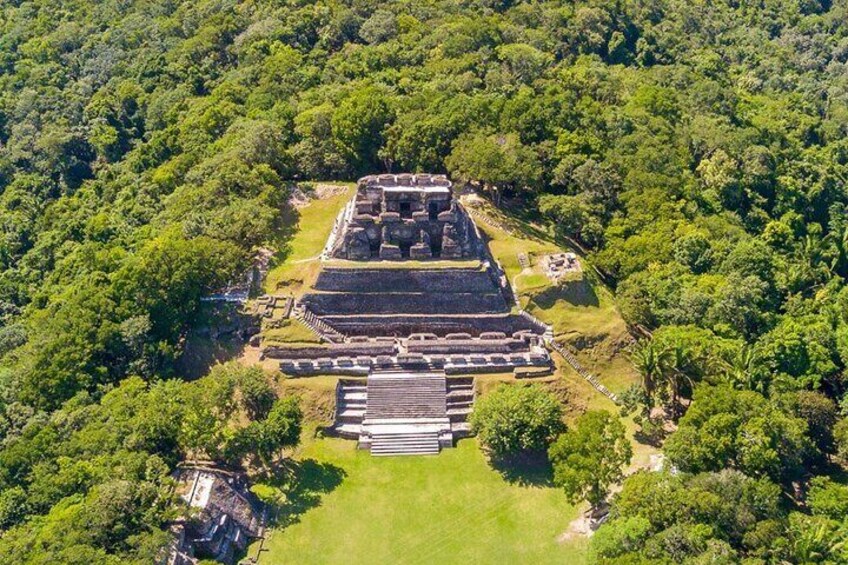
[263,319,321,346]
[266,185,354,295]
[251,437,587,565]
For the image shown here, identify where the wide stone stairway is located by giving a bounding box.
[365,372,447,420]
[349,371,451,456]
[332,371,478,456]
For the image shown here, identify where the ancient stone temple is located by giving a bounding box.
[330,174,478,260]
[259,172,554,456]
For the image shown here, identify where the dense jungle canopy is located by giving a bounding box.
[1,0,848,562]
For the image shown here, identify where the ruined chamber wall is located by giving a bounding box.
[330,173,479,261]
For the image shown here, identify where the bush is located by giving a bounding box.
[470,384,565,455]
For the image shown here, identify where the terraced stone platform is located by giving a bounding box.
[332,372,473,456]
[270,173,553,456]
[301,262,546,338]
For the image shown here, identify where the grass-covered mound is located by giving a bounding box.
[466,197,639,398]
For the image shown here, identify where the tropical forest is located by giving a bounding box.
[0,0,848,563]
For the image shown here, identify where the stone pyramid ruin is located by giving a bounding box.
[262,174,553,455]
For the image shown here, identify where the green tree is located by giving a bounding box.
[630,340,670,405]
[446,131,542,205]
[469,384,564,455]
[549,410,631,508]
[331,87,393,174]
[664,385,814,483]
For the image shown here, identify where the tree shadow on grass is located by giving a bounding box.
[489,451,554,487]
[530,278,599,309]
[261,458,347,529]
[267,202,300,268]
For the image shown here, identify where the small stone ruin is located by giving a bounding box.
[165,466,265,565]
[542,252,581,281]
[330,173,478,260]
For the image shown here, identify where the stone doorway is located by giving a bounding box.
[399,201,412,219]
[428,201,439,220]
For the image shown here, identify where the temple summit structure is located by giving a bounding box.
[329,174,478,260]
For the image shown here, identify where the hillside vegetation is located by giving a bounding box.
[0,0,847,563]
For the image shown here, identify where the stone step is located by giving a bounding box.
[447,408,472,422]
[332,423,362,439]
[370,433,440,456]
[446,399,473,409]
[367,412,445,419]
[451,422,473,438]
[367,379,445,386]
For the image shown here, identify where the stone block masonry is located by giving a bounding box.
[330,173,479,261]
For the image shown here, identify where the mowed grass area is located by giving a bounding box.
[265,184,355,296]
[251,435,586,565]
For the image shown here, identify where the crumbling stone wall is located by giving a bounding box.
[331,173,479,260]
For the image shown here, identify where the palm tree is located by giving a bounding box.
[826,224,848,277]
[788,515,846,564]
[791,234,833,292]
[666,342,696,420]
[720,344,764,393]
[631,340,670,406]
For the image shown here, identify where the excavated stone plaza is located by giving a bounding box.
[257,174,554,456]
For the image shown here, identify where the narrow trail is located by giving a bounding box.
[291,255,320,264]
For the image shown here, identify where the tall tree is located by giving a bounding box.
[549,410,632,509]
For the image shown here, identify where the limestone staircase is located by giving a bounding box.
[363,372,450,457]
[293,303,345,343]
[365,372,447,420]
[332,380,367,439]
[370,430,441,456]
[333,372,478,456]
[446,377,475,437]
